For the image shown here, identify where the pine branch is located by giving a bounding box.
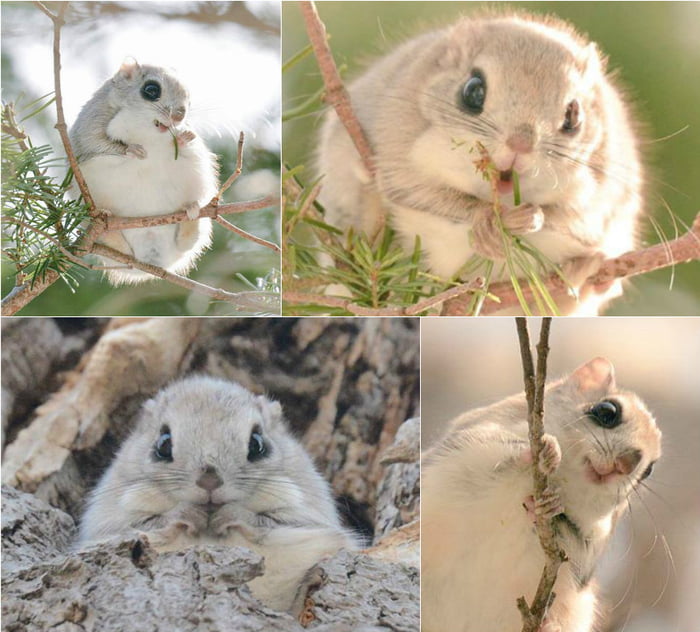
[443,215,700,315]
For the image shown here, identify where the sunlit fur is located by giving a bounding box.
[79,376,356,612]
[70,60,218,285]
[318,11,644,315]
[421,358,661,632]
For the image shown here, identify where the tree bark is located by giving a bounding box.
[1,317,420,631]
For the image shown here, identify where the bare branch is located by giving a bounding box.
[299,1,375,176]
[37,0,98,216]
[1,272,61,316]
[283,279,479,316]
[91,243,278,313]
[215,216,280,253]
[215,131,245,200]
[101,196,279,232]
[32,1,56,20]
[514,317,566,632]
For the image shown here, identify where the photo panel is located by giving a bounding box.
[2,2,281,316]
[421,316,700,632]
[1,316,420,628]
[282,1,699,317]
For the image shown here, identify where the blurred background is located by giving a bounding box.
[422,317,700,632]
[283,1,700,316]
[1,1,280,315]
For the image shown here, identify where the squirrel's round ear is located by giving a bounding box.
[578,42,607,79]
[441,18,481,68]
[571,357,615,396]
[119,57,140,79]
[256,395,283,427]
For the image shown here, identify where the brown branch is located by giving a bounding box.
[1,272,60,316]
[36,1,97,215]
[91,244,278,314]
[514,318,566,632]
[299,0,375,176]
[285,212,698,317]
[2,118,28,144]
[2,193,278,316]
[215,131,245,200]
[2,3,79,315]
[215,216,280,253]
[283,280,479,316]
[102,196,279,231]
[442,213,700,315]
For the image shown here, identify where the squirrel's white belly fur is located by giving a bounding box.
[421,471,596,632]
[80,138,214,215]
[81,136,216,283]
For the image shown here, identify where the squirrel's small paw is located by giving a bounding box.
[210,505,258,540]
[523,487,564,523]
[470,208,506,259]
[139,521,190,550]
[562,254,608,299]
[538,433,562,475]
[182,201,201,220]
[125,143,147,160]
[470,203,543,260]
[501,203,544,235]
[292,565,327,620]
[176,130,196,146]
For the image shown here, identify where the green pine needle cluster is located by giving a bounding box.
[283,167,450,315]
[2,95,91,290]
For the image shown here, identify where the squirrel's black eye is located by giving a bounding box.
[247,425,268,462]
[640,462,654,480]
[587,400,622,429]
[141,80,161,102]
[459,70,486,115]
[153,425,173,462]
[561,99,581,133]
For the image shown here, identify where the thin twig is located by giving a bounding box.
[215,216,280,253]
[514,318,566,632]
[37,0,98,215]
[91,244,278,313]
[215,131,245,200]
[299,1,375,176]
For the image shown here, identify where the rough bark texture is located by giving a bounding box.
[1,317,420,631]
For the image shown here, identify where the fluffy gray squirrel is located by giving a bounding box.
[421,357,661,632]
[318,11,644,315]
[79,376,357,614]
[70,59,218,284]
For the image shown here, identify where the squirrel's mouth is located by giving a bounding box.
[584,451,640,484]
[196,501,224,514]
[154,120,170,133]
[497,169,514,195]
